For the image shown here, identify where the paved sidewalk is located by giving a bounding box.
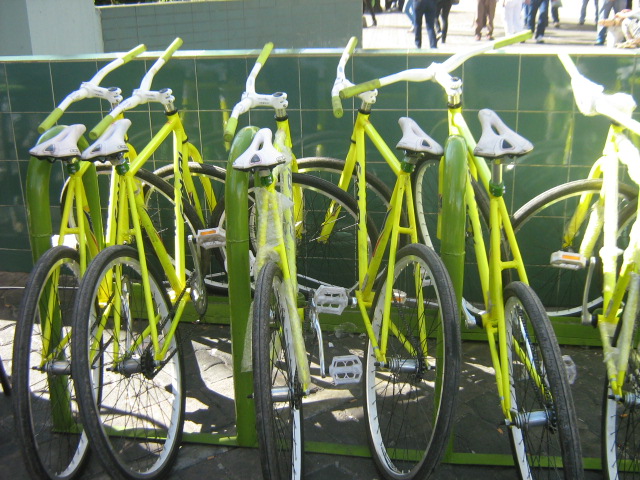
[362,0,614,51]
[0,270,607,479]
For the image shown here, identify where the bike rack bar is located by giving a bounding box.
[224,125,259,447]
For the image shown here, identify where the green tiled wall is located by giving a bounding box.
[0,48,638,272]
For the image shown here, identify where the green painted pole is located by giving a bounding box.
[440,135,468,311]
[225,126,259,447]
[26,126,65,262]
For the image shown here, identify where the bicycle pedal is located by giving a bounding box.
[550,251,587,270]
[195,227,226,249]
[329,355,362,385]
[314,286,349,315]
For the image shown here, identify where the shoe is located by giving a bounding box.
[475,34,481,41]
[372,19,377,26]
[553,21,560,28]
[487,34,494,40]
[408,26,415,33]
[594,41,605,45]
[578,19,585,25]
[415,42,421,48]
[535,36,544,43]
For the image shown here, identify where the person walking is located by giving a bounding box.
[503,0,524,34]
[363,0,378,27]
[595,0,626,44]
[437,0,453,42]
[525,0,550,42]
[414,0,438,47]
[579,0,599,24]
[475,0,498,40]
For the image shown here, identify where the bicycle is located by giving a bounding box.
[338,33,584,478]
[11,44,147,480]
[68,39,218,480]
[229,126,306,480]
[510,53,640,479]
[275,36,462,480]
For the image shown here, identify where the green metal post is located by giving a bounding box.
[440,135,468,310]
[225,126,259,447]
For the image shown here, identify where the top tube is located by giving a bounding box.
[558,53,640,136]
[89,38,183,139]
[331,31,531,118]
[223,42,292,143]
[38,43,147,134]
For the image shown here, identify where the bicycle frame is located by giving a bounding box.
[445,104,540,421]
[559,122,640,399]
[326,105,425,365]
[251,134,312,390]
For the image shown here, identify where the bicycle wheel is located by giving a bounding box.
[504,281,584,479]
[296,156,393,230]
[601,315,640,479]
[71,245,184,480]
[153,162,229,294]
[512,179,637,318]
[253,261,304,480]
[12,246,89,480]
[212,172,378,295]
[364,243,460,480]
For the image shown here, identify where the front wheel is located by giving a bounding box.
[601,314,640,480]
[12,246,89,480]
[71,245,185,480]
[364,243,460,480]
[504,281,584,479]
[252,261,304,480]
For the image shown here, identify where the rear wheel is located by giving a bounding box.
[13,246,89,480]
[212,172,378,295]
[253,261,304,480]
[364,243,460,480]
[505,281,584,479]
[511,179,637,317]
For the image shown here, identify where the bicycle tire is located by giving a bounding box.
[511,179,638,318]
[211,172,378,295]
[252,261,304,480]
[12,246,89,480]
[71,245,185,480]
[504,281,584,479]
[601,313,640,479]
[364,243,460,480]
[296,156,393,229]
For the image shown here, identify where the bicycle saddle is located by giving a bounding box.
[396,117,444,157]
[81,118,130,161]
[473,109,533,159]
[29,124,85,160]
[232,128,287,171]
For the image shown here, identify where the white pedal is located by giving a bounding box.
[329,355,362,385]
[550,251,587,270]
[314,285,349,315]
[196,227,226,249]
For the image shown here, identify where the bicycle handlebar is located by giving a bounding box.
[223,42,276,143]
[332,31,531,118]
[37,43,147,134]
[89,38,183,140]
[558,53,640,136]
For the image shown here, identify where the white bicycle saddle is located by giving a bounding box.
[29,124,85,160]
[82,118,131,161]
[473,109,533,159]
[232,128,286,171]
[396,117,444,156]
